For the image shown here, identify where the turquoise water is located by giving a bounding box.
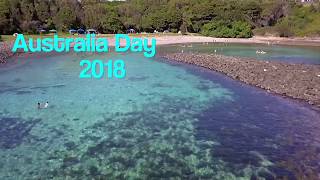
[0,51,319,179]
[158,43,320,64]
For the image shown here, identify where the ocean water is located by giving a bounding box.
[0,51,319,179]
[158,43,320,64]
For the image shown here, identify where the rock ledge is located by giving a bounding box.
[163,53,320,107]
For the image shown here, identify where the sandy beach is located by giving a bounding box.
[158,35,320,46]
[106,35,320,47]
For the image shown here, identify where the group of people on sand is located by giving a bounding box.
[38,101,49,109]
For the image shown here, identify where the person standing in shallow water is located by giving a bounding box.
[37,102,49,109]
[44,102,49,108]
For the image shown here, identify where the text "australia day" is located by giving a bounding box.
[11,34,157,58]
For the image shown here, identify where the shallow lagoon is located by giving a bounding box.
[0,47,319,179]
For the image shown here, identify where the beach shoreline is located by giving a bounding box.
[153,35,320,47]
[1,35,320,64]
[105,35,320,47]
[162,53,320,108]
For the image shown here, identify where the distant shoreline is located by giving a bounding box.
[2,34,320,45]
[103,35,320,47]
[1,34,320,64]
[150,35,320,47]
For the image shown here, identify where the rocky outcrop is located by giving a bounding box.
[256,1,289,27]
[163,53,320,107]
[0,42,15,64]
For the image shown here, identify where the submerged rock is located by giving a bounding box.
[0,116,41,149]
[62,156,80,167]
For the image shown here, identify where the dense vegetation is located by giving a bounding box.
[0,0,319,37]
[201,21,252,38]
[254,2,320,37]
[277,4,320,37]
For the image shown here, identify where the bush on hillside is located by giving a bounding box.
[273,5,320,37]
[201,21,252,38]
[180,22,187,35]
[275,18,294,37]
[253,27,279,36]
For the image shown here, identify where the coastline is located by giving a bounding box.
[107,35,320,47]
[162,53,320,108]
[156,36,320,47]
[2,35,319,64]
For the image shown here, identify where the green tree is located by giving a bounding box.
[35,0,50,23]
[19,0,41,33]
[232,21,252,38]
[276,18,294,37]
[53,0,80,31]
[0,0,10,34]
[201,20,252,38]
[53,8,76,31]
[0,0,318,37]
[101,15,124,33]
[82,1,105,30]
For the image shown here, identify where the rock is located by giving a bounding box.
[162,53,320,107]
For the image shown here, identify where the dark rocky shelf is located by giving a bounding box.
[163,53,320,108]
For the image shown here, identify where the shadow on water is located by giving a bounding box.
[0,116,41,149]
[0,83,66,95]
[174,61,320,179]
[46,96,239,179]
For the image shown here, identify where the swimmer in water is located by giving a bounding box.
[44,102,49,108]
[37,101,49,109]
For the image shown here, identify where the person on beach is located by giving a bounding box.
[38,102,41,109]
